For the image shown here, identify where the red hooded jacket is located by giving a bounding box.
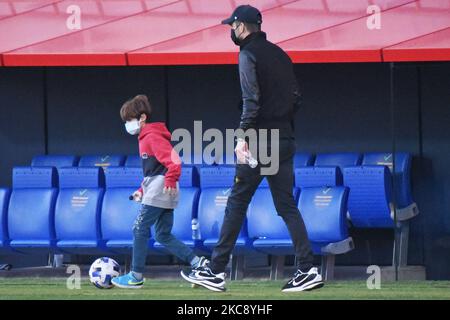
[137,122,181,192]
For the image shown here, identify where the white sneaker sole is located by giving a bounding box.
[112,280,144,289]
[281,275,324,293]
[180,271,226,292]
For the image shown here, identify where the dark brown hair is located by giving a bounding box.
[120,94,152,122]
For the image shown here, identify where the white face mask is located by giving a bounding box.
[125,119,141,135]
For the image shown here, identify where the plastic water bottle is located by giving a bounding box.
[191,218,200,240]
[53,254,64,268]
[245,152,258,168]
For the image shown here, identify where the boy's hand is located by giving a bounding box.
[131,190,143,202]
[163,186,178,196]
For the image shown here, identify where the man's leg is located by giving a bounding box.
[209,164,263,273]
[180,164,262,291]
[266,140,323,292]
[266,156,314,270]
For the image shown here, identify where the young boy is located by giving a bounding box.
[112,94,207,289]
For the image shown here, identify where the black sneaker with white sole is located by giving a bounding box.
[180,265,226,292]
[281,267,324,292]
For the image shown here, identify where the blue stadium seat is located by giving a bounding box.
[250,165,338,256]
[55,167,105,253]
[176,164,200,187]
[299,187,353,255]
[295,166,342,188]
[344,152,418,228]
[299,186,354,279]
[246,184,300,279]
[362,153,417,212]
[295,166,352,252]
[78,155,125,170]
[124,155,141,167]
[247,187,300,256]
[197,166,252,254]
[153,166,200,254]
[315,153,361,172]
[8,167,58,253]
[0,188,11,253]
[343,153,418,267]
[250,165,353,279]
[344,166,393,228]
[31,155,79,168]
[187,151,310,169]
[198,189,253,254]
[294,153,314,168]
[101,167,146,253]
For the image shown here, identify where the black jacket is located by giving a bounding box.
[237,31,302,139]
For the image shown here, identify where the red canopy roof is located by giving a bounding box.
[1,0,449,66]
[0,0,62,20]
[383,27,450,62]
[279,0,450,62]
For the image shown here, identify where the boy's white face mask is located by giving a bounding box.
[125,119,141,135]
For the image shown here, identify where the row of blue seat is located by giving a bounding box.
[1,153,417,252]
[0,165,353,258]
[32,152,418,228]
[32,152,414,204]
[0,153,417,278]
[1,152,419,278]
[31,151,409,177]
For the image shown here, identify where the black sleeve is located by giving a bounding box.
[293,77,302,114]
[238,50,260,132]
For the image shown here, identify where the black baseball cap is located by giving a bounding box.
[221,5,262,25]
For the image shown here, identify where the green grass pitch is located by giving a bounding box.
[1,278,450,300]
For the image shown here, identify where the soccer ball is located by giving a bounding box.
[89,257,120,289]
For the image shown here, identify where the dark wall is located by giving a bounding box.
[167,65,242,162]
[417,64,450,279]
[168,65,241,133]
[0,68,46,187]
[0,62,449,279]
[294,63,392,152]
[294,63,424,267]
[45,66,167,156]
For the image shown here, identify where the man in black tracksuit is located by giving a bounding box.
[181,5,324,293]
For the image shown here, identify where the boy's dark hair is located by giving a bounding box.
[120,94,152,122]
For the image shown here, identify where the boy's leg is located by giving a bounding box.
[154,209,197,264]
[113,204,163,289]
[131,204,163,274]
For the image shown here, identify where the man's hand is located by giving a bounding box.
[163,186,178,196]
[131,190,143,202]
[235,138,249,164]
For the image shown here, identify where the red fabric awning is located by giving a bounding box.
[0,0,179,66]
[128,0,414,65]
[279,0,450,63]
[1,0,449,66]
[0,0,62,20]
[383,27,450,62]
